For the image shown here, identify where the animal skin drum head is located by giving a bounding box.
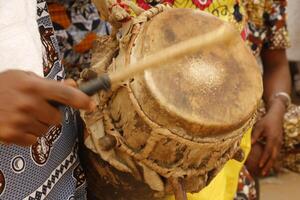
[129,8,262,138]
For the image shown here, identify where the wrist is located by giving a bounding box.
[266,92,290,111]
[266,98,286,117]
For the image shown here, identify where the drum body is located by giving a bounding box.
[81,6,262,199]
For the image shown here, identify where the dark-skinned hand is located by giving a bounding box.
[251,99,285,176]
[0,70,94,146]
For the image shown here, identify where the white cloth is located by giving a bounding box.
[0,0,43,76]
[287,0,300,61]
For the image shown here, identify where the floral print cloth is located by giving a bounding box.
[47,0,109,79]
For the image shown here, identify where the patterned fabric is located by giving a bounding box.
[244,0,290,56]
[134,0,248,39]
[47,0,109,79]
[37,0,64,80]
[234,167,257,200]
[0,1,87,199]
[48,0,291,76]
[129,0,290,56]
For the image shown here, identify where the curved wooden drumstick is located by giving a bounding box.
[79,24,235,95]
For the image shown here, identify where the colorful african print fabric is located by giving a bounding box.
[47,0,290,78]
[234,166,257,200]
[244,0,290,56]
[131,0,290,56]
[47,0,109,79]
[134,0,248,39]
[0,1,87,199]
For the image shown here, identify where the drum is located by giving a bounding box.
[80,5,263,200]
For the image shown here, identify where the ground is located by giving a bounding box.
[260,170,300,200]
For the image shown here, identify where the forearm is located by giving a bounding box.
[261,49,291,110]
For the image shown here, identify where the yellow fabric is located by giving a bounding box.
[166,128,252,200]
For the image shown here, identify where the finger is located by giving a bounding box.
[33,79,93,110]
[262,148,278,176]
[251,123,264,144]
[29,97,62,125]
[63,79,78,88]
[7,113,50,137]
[0,128,37,146]
[23,119,50,137]
[14,133,38,147]
[14,95,62,126]
[259,137,274,168]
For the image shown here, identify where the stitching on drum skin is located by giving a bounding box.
[103,88,249,177]
[102,94,209,177]
[90,98,249,178]
[103,109,241,178]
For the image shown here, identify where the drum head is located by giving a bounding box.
[129,8,262,137]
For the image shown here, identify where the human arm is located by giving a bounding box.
[251,49,291,176]
[246,0,291,176]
